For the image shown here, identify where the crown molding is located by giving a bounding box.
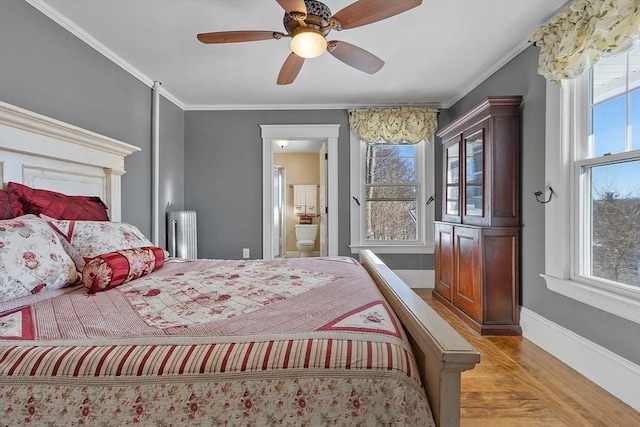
[25,0,185,110]
[442,37,533,108]
[185,101,443,111]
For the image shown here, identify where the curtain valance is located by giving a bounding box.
[530,0,639,83]
[349,107,438,144]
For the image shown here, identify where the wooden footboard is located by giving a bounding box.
[359,250,480,427]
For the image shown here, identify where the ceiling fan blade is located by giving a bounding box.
[277,53,305,85]
[332,0,422,30]
[197,31,283,44]
[275,0,307,16]
[327,41,384,74]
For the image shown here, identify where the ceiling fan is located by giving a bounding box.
[197,0,422,85]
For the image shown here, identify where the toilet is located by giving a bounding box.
[295,224,318,258]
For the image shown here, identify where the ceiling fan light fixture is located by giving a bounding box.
[290,28,327,58]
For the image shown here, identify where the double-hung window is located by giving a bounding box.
[350,137,434,254]
[543,45,640,322]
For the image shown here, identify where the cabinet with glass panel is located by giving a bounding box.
[440,97,521,226]
[435,96,522,335]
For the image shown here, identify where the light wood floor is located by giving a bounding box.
[414,289,640,427]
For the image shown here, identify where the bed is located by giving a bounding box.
[0,101,479,426]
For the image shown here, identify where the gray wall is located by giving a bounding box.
[440,46,639,364]
[0,0,184,245]
[184,110,351,259]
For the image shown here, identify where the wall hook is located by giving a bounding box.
[352,196,361,206]
[426,195,435,205]
[534,186,554,204]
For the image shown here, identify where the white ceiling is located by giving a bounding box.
[35,0,566,110]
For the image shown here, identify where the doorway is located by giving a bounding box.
[260,124,340,260]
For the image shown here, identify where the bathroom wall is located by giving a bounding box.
[274,153,320,255]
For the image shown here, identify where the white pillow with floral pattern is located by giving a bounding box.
[0,215,79,303]
[41,215,157,271]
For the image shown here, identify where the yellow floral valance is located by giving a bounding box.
[530,0,640,83]
[349,107,438,144]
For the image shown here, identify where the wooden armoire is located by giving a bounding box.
[434,96,522,335]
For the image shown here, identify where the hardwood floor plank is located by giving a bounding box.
[461,418,568,427]
[461,391,539,401]
[415,289,640,426]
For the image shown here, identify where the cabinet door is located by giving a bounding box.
[453,226,482,322]
[482,227,519,325]
[434,223,454,301]
[462,122,487,226]
[442,136,461,223]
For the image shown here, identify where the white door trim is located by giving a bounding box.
[260,124,340,259]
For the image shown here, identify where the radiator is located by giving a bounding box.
[167,211,197,259]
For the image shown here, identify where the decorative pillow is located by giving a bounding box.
[82,246,165,294]
[42,216,156,271]
[7,182,109,221]
[0,190,14,220]
[0,215,79,303]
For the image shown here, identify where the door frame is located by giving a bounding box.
[260,124,339,259]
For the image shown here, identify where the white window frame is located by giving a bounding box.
[349,131,435,254]
[542,75,640,324]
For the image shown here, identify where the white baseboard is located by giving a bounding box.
[520,307,640,411]
[392,269,435,289]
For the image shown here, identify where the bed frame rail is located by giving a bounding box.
[359,250,480,427]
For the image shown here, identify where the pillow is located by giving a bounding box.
[82,246,165,294]
[0,190,14,220]
[7,182,109,221]
[0,215,79,303]
[42,216,156,271]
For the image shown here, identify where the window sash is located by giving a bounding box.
[363,143,421,243]
[575,153,640,289]
[364,183,418,202]
[588,46,639,158]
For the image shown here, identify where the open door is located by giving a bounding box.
[319,141,328,256]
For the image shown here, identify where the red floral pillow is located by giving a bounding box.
[7,182,109,221]
[0,190,14,220]
[82,246,165,294]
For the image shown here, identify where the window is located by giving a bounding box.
[350,136,435,254]
[581,48,640,287]
[543,45,640,323]
[365,143,418,240]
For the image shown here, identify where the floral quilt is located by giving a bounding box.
[0,257,435,426]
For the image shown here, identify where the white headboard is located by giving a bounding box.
[0,101,140,221]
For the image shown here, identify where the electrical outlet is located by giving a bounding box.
[242,248,250,259]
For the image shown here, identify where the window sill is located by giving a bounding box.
[350,244,435,255]
[541,274,640,324]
